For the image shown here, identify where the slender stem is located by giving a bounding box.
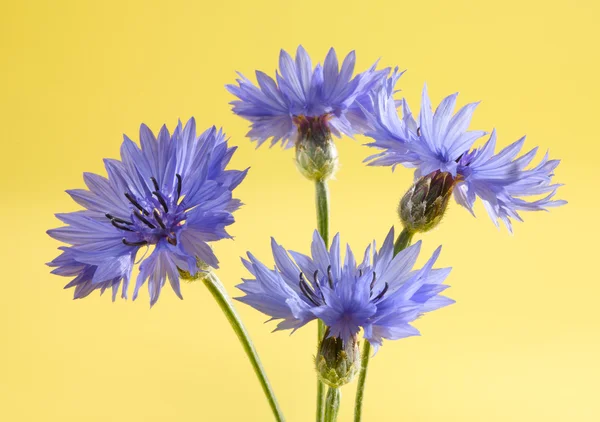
[203,273,285,422]
[315,179,330,422]
[394,228,414,256]
[354,226,414,422]
[324,388,341,422]
[316,179,329,246]
[354,341,371,422]
[317,320,326,421]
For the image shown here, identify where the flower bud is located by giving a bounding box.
[315,330,360,388]
[399,170,456,233]
[177,258,210,283]
[294,115,338,182]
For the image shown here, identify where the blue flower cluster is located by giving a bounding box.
[48,119,246,305]
[47,46,564,362]
[237,229,452,351]
[364,85,566,231]
[226,46,393,148]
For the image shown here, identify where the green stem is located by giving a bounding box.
[394,228,414,256]
[203,273,285,422]
[353,341,371,422]
[316,179,329,246]
[317,319,326,421]
[315,179,330,422]
[354,227,414,422]
[324,387,341,422]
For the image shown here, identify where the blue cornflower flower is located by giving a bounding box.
[226,45,393,148]
[364,85,566,231]
[47,118,247,305]
[237,228,453,351]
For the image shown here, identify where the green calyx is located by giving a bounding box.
[294,114,338,182]
[177,258,211,283]
[399,170,456,233]
[316,329,361,388]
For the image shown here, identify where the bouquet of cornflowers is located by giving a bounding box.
[48,46,564,422]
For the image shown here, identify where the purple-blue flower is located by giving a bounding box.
[226,45,394,148]
[47,118,247,305]
[364,85,566,231]
[237,228,453,351]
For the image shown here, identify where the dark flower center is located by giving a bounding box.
[106,174,185,247]
[297,266,389,306]
[293,114,333,147]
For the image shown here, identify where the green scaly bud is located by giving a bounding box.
[315,329,360,388]
[399,170,456,233]
[294,114,338,182]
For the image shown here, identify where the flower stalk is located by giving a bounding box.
[315,179,330,422]
[316,180,330,248]
[324,388,341,422]
[394,227,414,256]
[353,341,371,422]
[202,272,285,422]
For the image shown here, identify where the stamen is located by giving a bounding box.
[299,273,320,306]
[417,127,421,136]
[105,214,133,225]
[315,283,326,302]
[133,244,150,264]
[310,269,326,300]
[176,174,182,199]
[153,209,166,229]
[372,282,389,302]
[111,219,134,232]
[122,238,148,247]
[125,193,149,216]
[327,265,333,288]
[370,272,377,291]
[153,191,169,213]
[150,177,160,192]
[299,285,319,306]
[167,236,177,246]
[134,211,156,229]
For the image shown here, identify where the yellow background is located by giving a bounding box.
[1,0,598,420]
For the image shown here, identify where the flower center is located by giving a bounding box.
[106,174,185,247]
[297,267,389,306]
[293,114,332,146]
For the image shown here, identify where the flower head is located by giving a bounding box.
[47,118,247,305]
[226,45,393,148]
[364,84,566,231]
[237,228,453,351]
